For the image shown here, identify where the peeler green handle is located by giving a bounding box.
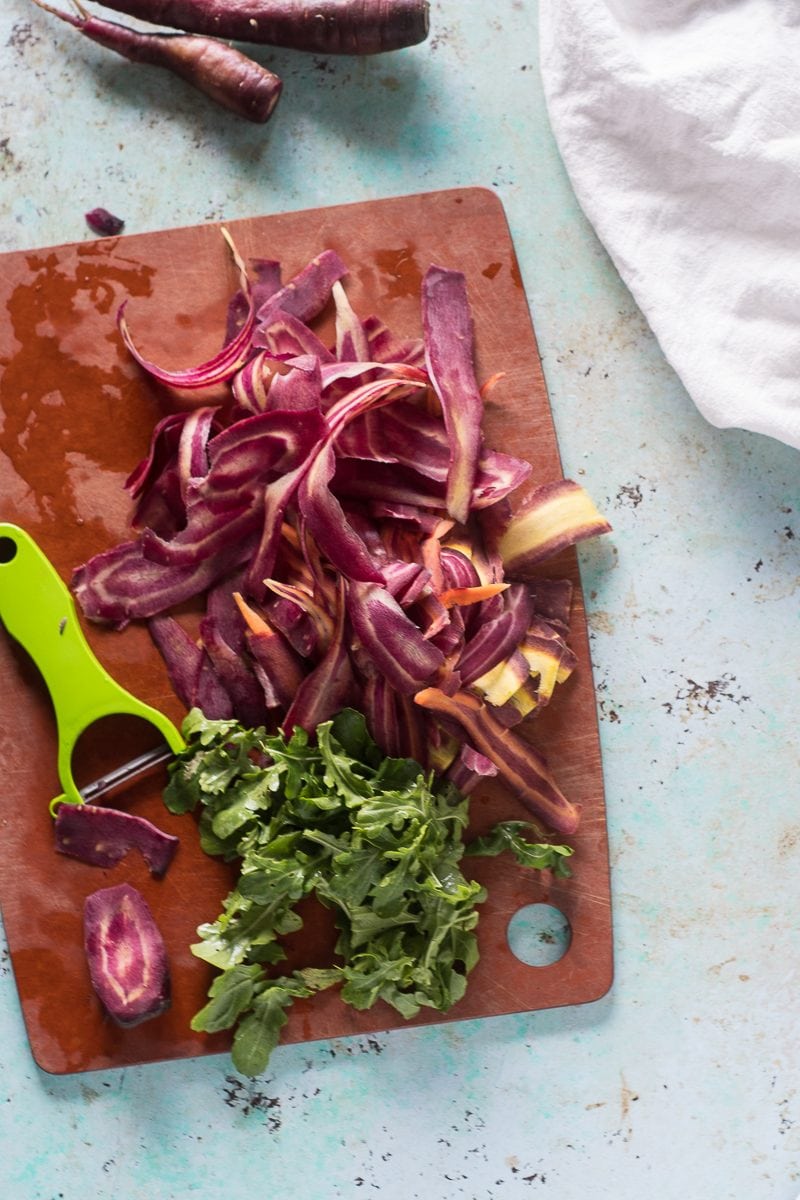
[0,523,184,812]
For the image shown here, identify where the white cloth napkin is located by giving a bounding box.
[538,0,800,451]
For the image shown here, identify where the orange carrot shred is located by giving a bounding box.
[437,583,509,608]
[232,591,271,637]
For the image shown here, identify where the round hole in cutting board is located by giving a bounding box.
[506,902,571,967]
[0,536,18,564]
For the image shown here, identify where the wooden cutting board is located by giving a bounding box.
[0,188,612,1075]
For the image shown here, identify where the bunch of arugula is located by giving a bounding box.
[164,707,573,1076]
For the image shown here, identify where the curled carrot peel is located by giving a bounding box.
[413,687,581,835]
[264,579,334,654]
[496,479,612,575]
[422,266,483,525]
[118,229,257,391]
[471,650,529,708]
[479,371,507,400]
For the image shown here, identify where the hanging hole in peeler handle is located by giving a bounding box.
[0,536,18,564]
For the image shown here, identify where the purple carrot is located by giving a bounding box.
[257,250,348,325]
[414,687,581,835]
[85,0,430,54]
[195,655,235,719]
[148,614,203,707]
[32,0,283,124]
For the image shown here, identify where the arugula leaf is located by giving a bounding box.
[295,966,342,991]
[312,840,386,911]
[168,708,574,1075]
[209,775,277,841]
[465,822,574,878]
[340,943,417,1011]
[330,708,383,768]
[230,985,300,1077]
[229,970,342,1076]
[231,1008,287,1077]
[316,721,373,805]
[189,963,263,1033]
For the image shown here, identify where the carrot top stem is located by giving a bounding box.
[30,0,83,27]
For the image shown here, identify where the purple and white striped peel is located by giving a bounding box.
[496,479,613,574]
[347,580,445,695]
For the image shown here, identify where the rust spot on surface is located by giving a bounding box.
[778,825,800,857]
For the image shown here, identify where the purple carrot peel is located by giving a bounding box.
[494,479,613,576]
[346,580,446,695]
[257,250,348,325]
[71,233,612,840]
[55,803,179,877]
[422,265,484,524]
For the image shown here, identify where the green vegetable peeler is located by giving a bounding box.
[0,523,184,814]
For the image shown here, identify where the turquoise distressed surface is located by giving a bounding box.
[2,2,800,1197]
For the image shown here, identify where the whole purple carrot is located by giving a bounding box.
[32,0,283,123]
[83,0,430,54]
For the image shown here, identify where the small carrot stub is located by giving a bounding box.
[233,591,307,709]
[85,207,125,236]
[233,590,273,637]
